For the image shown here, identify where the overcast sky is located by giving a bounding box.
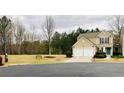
[13,15,112,33]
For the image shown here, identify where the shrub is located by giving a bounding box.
[94,52,106,58]
[113,52,122,56]
[66,51,72,58]
[111,55,124,58]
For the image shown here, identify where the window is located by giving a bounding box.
[100,37,109,44]
[105,38,109,43]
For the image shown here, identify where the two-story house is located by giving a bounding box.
[72,31,114,58]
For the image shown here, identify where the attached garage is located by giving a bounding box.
[72,36,96,57]
[73,47,95,57]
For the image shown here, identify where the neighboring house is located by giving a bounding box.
[120,27,124,56]
[113,34,121,55]
[72,31,114,57]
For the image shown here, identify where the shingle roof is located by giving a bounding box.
[77,31,114,40]
[77,32,100,40]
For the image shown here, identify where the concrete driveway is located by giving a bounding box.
[1,63,124,77]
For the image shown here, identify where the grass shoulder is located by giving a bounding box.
[111,55,124,58]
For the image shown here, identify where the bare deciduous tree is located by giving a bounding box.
[109,15,124,36]
[13,18,25,54]
[109,16,124,45]
[109,15,124,54]
[42,16,55,55]
[7,27,13,54]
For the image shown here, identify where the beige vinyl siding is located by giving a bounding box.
[73,37,93,48]
[89,38,99,44]
[109,37,113,44]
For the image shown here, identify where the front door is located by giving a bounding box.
[106,47,111,55]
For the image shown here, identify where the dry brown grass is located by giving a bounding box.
[95,58,124,62]
[2,55,124,65]
[1,55,69,65]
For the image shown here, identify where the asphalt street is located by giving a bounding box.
[0,63,124,77]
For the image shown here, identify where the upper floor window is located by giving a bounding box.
[100,37,109,44]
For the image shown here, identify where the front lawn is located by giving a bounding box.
[1,55,69,65]
[95,57,124,62]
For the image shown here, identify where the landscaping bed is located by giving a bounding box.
[111,55,124,58]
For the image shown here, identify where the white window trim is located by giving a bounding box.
[100,37,109,44]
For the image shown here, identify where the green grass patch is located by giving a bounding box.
[111,56,124,58]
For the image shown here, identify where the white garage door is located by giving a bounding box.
[73,47,95,57]
[73,48,84,56]
[83,47,94,57]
